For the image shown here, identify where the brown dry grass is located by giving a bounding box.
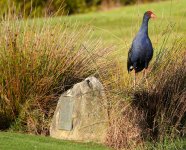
[0,14,114,134]
[105,40,186,149]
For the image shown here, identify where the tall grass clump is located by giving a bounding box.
[0,14,113,134]
[105,24,186,149]
[133,41,186,141]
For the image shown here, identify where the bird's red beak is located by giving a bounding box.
[150,13,157,19]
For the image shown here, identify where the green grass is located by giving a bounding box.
[51,0,186,43]
[0,132,110,150]
[22,0,186,63]
[1,132,186,150]
[47,0,186,62]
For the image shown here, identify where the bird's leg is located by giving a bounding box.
[143,69,146,80]
[133,71,136,88]
[144,68,149,88]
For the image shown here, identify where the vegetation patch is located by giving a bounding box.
[0,0,186,150]
[0,132,110,150]
[0,14,114,135]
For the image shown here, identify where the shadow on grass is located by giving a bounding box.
[132,64,186,142]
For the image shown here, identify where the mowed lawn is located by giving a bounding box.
[0,132,110,150]
[47,0,186,62]
[51,0,186,44]
[1,132,186,150]
[24,0,186,65]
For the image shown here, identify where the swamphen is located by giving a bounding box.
[127,11,156,86]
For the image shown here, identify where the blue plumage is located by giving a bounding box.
[127,11,155,73]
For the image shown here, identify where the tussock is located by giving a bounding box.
[0,15,114,134]
[105,30,186,149]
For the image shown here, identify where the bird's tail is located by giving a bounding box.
[127,59,133,73]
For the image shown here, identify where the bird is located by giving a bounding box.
[127,10,156,86]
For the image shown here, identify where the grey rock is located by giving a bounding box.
[50,76,108,143]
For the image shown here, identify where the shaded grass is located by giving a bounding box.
[142,138,186,150]
[0,132,110,150]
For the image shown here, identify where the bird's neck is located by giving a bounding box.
[139,17,149,35]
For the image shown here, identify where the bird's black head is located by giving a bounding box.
[144,11,157,20]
